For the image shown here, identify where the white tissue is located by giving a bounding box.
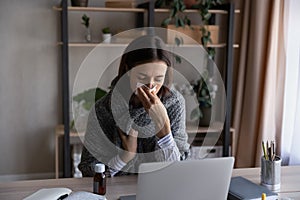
[135,82,157,95]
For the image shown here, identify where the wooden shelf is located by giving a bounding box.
[53,6,146,12]
[56,42,129,47]
[53,6,240,14]
[55,124,84,138]
[155,8,241,14]
[186,122,235,134]
[57,42,239,48]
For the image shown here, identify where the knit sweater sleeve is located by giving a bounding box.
[154,90,190,161]
[78,100,119,177]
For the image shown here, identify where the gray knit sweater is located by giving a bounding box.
[78,87,190,176]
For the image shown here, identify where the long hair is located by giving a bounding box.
[111,35,173,97]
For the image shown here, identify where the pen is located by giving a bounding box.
[268,147,272,161]
[266,141,269,160]
[57,193,69,200]
[271,141,275,161]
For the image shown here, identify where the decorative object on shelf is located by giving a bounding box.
[81,14,91,42]
[167,24,219,45]
[190,70,218,126]
[105,0,138,8]
[183,0,197,8]
[71,0,88,7]
[101,27,112,43]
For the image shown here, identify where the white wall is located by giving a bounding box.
[0,0,59,179]
[0,0,138,181]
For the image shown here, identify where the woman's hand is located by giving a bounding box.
[137,87,171,138]
[118,128,138,163]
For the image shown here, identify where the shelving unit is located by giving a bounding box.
[55,1,236,177]
[186,122,235,157]
[57,0,155,178]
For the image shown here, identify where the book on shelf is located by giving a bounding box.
[24,188,106,200]
[228,176,278,200]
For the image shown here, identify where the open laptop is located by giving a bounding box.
[119,157,234,200]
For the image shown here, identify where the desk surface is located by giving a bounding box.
[1,166,300,200]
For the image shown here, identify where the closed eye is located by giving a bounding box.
[137,76,146,80]
[155,78,164,83]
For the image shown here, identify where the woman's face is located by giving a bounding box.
[129,61,168,95]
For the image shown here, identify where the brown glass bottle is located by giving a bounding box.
[93,163,106,195]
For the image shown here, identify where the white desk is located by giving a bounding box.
[2,166,299,200]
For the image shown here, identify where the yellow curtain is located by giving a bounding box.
[233,0,286,167]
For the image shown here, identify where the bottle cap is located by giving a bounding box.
[95,163,105,173]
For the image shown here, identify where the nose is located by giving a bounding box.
[147,80,155,89]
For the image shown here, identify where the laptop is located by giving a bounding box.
[119,157,234,200]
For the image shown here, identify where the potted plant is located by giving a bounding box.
[191,0,223,58]
[81,14,91,42]
[161,0,223,59]
[102,27,112,43]
[71,87,107,131]
[190,70,218,126]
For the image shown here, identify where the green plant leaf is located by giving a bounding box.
[190,107,202,120]
[178,18,185,27]
[73,87,107,111]
[81,14,90,28]
[161,17,171,27]
[175,55,182,63]
[180,4,186,11]
[184,16,191,26]
[170,6,177,17]
[102,27,111,34]
[175,37,181,46]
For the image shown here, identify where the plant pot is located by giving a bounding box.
[199,107,212,127]
[167,25,219,45]
[85,27,91,42]
[71,0,88,7]
[102,33,112,43]
[184,0,197,8]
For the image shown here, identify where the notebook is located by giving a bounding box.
[23,188,106,200]
[119,157,234,200]
[228,176,278,200]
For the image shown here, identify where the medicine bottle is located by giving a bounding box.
[93,163,106,195]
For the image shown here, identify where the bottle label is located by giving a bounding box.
[93,182,99,194]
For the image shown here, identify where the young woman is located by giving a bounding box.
[78,35,190,176]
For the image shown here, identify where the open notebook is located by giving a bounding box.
[23,188,106,200]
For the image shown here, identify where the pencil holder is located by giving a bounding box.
[260,156,281,191]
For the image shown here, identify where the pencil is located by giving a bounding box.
[262,141,268,160]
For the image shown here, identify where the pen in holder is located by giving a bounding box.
[261,141,281,191]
